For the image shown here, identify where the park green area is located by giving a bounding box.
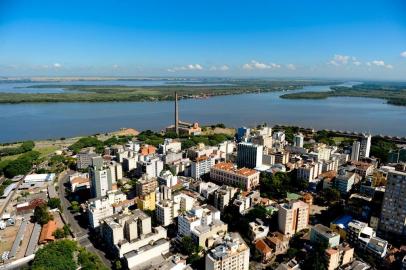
[280,82,406,106]
[0,79,338,103]
[30,239,107,270]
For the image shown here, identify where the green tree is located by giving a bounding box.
[70,201,81,213]
[53,228,66,239]
[180,236,199,256]
[3,150,40,178]
[78,248,109,270]
[33,204,52,225]
[32,240,77,270]
[48,198,61,209]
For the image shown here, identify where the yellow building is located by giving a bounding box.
[137,192,156,211]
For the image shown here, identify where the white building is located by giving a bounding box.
[136,157,164,178]
[205,233,250,270]
[156,199,179,226]
[88,191,127,228]
[351,141,361,161]
[293,133,304,148]
[159,138,182,154]
[191,155,215,179]
[100,210,169,269]
[360,133,371,159]
[158,170,178,187]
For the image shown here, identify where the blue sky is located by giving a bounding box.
[1,0,406,79]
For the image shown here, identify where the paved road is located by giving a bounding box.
[58,171,112,268]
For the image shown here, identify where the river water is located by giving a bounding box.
[0,81,405,142]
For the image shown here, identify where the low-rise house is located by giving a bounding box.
[38,220,57,244]
[266,232,289,256]
[255,239,273,263]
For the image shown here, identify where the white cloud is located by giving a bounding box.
[330,54,351,66]
[112,64,119,69]
[366,60,393,69]
[209,65,230,71]
[286,64,296,70]
[242,60,280,70]
[53,63,62,68]
[167,64,204,72]
[400,51,406,58]
[329,55,363,67]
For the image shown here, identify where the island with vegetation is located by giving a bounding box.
[280,82,406,106]
[0,79,339,103]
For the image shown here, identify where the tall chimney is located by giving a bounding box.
[175,92,179,135]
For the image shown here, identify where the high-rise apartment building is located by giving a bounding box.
[379,170,406,238]
[359,133,371,158]
[89,165,114,198]
[293,133,304,148]
[278,200,309,236]
[191,155,215,179]
[351,141,360,161]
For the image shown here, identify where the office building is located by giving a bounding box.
[210,162,260,191]
[278,200,309,236]
[205,233,250,270]
[237,142,263,169]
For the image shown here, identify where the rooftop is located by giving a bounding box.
[212,162,258,176]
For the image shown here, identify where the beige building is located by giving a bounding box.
[205,233,250,270]
[214,185,238,212]
[135,174,158,196]
[325,243,354,270]
[278,200,309,236]
[210,162,260,191]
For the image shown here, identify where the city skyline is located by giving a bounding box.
[1,0,406,79]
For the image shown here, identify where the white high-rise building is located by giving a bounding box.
[191,156,215,179]
[293,133,304,148]
[351,141,360,161]
[359,133,371,159]
[90,165,114,198]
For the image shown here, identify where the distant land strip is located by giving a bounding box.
[280,83,406,107]
[0,80,339,104]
